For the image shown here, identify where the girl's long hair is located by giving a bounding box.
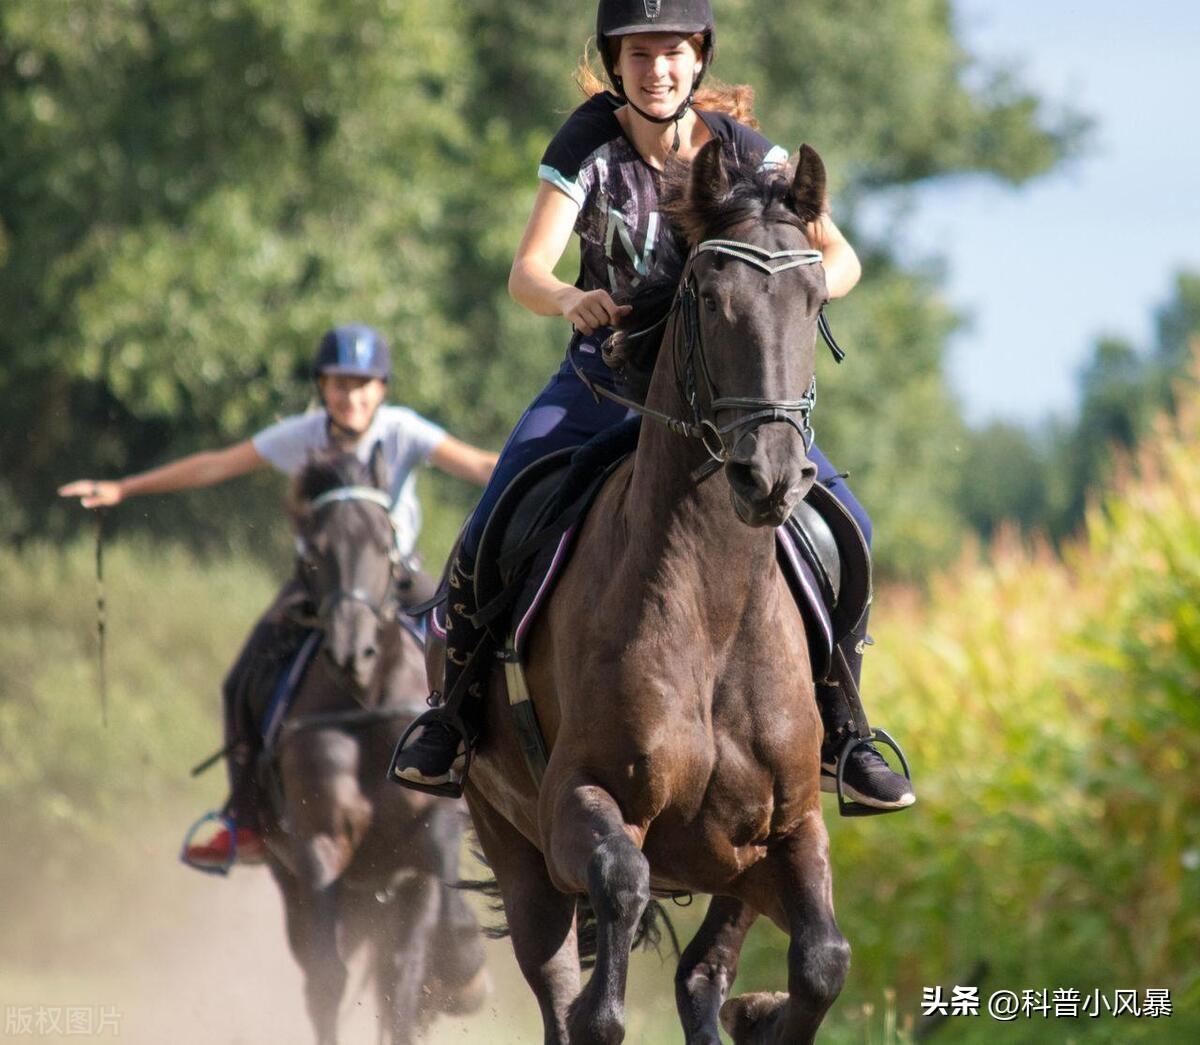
[574,36,759,129]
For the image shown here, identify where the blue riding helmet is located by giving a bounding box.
[312,324,391,381]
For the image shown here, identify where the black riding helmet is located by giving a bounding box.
[596,0,716,126]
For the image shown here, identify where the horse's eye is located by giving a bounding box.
[701,292,717,312]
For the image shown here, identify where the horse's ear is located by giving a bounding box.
[690,137,729,212]
[791,144,827,224]
[368,440,388,491]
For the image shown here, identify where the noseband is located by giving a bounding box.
[572,236,840,469]
[304,485,402,623]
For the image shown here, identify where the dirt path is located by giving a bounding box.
[1,821,687,1044]
[1,839,532,1043]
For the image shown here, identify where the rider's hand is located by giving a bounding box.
[558,287,632,335]
[58,479,123,509]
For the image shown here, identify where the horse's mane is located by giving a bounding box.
[288,449,373,520]
[602,152,814,395]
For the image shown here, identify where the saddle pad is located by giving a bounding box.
[504,518,834,678]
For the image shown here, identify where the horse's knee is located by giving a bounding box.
[790,931,850,1007]
[676,956,731,1000]
[295,833,351,891]
[587,835,650,925]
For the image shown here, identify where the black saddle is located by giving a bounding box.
[472,421,642,641]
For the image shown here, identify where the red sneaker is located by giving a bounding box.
[183,825,267,870]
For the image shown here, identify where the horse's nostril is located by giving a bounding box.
[727,462,770,500]
[362,646,377,660]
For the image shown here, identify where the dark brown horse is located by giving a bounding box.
[463,141,846,1044]
[261,449,488,1045]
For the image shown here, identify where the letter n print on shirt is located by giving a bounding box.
[605,208,660,292]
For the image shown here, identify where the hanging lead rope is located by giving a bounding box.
[94,507,109,726]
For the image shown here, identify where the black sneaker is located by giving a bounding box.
[821,743,915,810]
[391,716,467,789]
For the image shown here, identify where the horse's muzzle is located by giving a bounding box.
[324,602,380,692]
[725,445,816,528]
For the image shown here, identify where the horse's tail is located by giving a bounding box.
[455,870,511,943]
[457,853,681,968]
[575,895,681,969]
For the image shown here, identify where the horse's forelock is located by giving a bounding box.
[663,153,811,245]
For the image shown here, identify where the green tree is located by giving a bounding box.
[1052,272,1199,537]
[1,0,1083,578]
[1,0,473,548]
[956,420,1053,541]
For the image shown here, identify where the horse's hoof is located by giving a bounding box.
[719,992,788,1043]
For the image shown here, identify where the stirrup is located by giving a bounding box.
[833,728,912,818]
[179,810,237,876]
[388,708,475,799]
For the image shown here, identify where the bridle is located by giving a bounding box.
[301,485,404,625]
[571,234,843,471]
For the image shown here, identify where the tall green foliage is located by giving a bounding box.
[1,0,1079,576]
[737,377,1200,1040]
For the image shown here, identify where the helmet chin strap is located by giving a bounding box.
[320,398,376,445]
[616,79,693,153]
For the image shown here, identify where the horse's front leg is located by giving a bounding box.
[469,792,581,1044]
[720,812,849,1045]
[377,871,441,1045]
[278,736,370,1045]
[423,802,489,1014]
[675,895,758,1044]
[271,863,347,1045]
[544,773,650,1045]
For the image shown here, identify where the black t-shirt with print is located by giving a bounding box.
[538,91,789,303]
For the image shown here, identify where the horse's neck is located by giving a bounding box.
[622,374,776,592]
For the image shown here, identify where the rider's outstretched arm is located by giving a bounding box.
[58,440,267,509]
[429,437,498,488]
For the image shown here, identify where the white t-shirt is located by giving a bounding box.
[252,405,446,557]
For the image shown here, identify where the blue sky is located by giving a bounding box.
[877,0,1199,425]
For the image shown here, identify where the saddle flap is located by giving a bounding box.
[804,480,872,638]
[474,447,578,612]
[786,500,840,605]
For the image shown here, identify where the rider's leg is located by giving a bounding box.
[805,444,914,811]
[185,580,308,866]
[391,359,635,794]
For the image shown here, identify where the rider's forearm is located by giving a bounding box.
[118,449,249,499]
[822,242,862,300]
[508,258,576,317]
[809,214,862,300]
